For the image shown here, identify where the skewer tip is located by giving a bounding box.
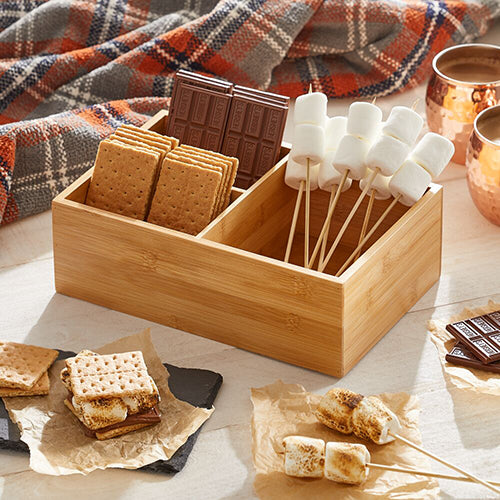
[308,83,313,94]
[411,98,420,111]
[371,97,377,105]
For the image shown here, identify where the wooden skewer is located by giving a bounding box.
[319,185,337,268]
[304,158,311,266]
[335,194,401,276]
[284,181,304,263]
[353,189,375,262]
[307,170,348,269]
[367,462,500,486]
[388,432,500,495]
[303,83,314,267]
[318,168,379,273]
[411,98,420,111]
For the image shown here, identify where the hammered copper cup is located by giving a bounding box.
[426,44,500,165]
[466,105,500,226]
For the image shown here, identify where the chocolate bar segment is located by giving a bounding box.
[445,342,500,373]
[446,311,500,364]
[222,89,288,188]
[167,72,233,151]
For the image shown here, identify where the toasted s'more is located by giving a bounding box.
[60,350,161,440]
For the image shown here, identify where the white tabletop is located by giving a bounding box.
[1,26,499,500]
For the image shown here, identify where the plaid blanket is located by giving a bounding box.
[0,0,498,225]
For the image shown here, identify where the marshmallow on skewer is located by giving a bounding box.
[294,91,328,127]
[347,102,383,142]
[410,132,455,178]
[333,135,370,180]
[282,436,325,478]
[315,388,363,434]
[389,160,432,206]
[290,123,325,166]
[365,135,410,177]
[324,442,371,485]
[382,106,424,146]
[325,116,347,151]
[285,158,320,190]
[359,169,391,200]
[351,396,402,445]
[318,116,352,192]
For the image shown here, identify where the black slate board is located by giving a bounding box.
[0,350,223,474]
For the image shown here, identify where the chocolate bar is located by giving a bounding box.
[445,311,500,364]
[221,88,288,189]
[166,70,289,188]
[167,71,233,151]
[445,342,500,373]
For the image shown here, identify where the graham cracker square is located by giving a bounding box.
[86,140,160,220]
[0,371,50,397]
[66,351,155,401]
[147,156,222,235]
[0,342,58,390]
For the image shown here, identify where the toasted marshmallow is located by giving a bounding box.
[72,396,128,430]
[351,396,401,444]
[283,435,325,478]
[324,442,370,485]
[315,388,364,434]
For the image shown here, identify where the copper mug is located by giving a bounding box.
[466,105,500,226]
[426,44,500,165]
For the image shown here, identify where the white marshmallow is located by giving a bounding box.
[294,92,328,127]
[290,123,325,166]
[346,102,383,142]
[389,160,432,206]
[333,134,370,180]
[325,116,347,151]
[324,442,370,485]
[359,168,391,200]
[318,151,353,192]
[365,135,410,176]
[283,436,325,478]
[351,396,402,445]
[382,106,424,146]
[285,157,319,190]
[410,132,455,178]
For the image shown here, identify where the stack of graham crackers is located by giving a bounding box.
[85,125,238,235]
[86,124,179,220]
[0,342,58,397]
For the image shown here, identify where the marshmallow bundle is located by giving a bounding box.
[283,436,371,485]
[285,91,327,190]
[315,388,401,445]
[389,132,454,206]
[365,106,423,177]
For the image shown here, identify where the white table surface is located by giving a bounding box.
[1,25,499,500]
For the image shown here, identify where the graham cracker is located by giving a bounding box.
[109,134,165,157]
[147,156,222,235]
[119,124,179,149]
[86,140,161,220]
[167,150,227,219]
[0,342,58,390]
[95,422,155,440]
[66,351,156,401]
[114,129,172,155]
[0,371,50,397]
[179,144,238,212]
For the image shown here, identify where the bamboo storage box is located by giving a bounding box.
[52,110,443,377]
